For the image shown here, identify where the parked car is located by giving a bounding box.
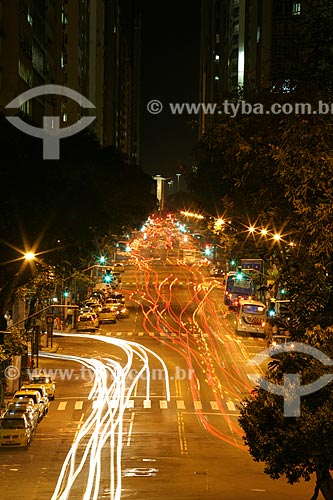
[19,384,50,415]
[82,300,102,313]
[4,401,39,434]
[0,414,32,448]
[29,374,56,400]
[12,390,46,420]
[76,312,99,332]
[98,306,118,324]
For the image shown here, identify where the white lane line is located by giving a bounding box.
[126,400,135,409]
[143,400,151,409]
[57,402,67,411]
[74,401,83,410]
[159,400,168,409]
[176,400,185,410]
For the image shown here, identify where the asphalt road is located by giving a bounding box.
[0,249,318,499]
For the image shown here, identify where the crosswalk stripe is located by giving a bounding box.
[138,332,144,336]
[226,400,236,411]
[54,399,238,412]
[127,332,133,336]
[116,332,122,336]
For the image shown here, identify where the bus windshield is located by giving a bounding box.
[242,304,265,314]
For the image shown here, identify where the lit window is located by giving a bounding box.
[215,54,220,62]
[215,33,220,43]
[292,2,301,15]
[215,75,219,80]
[62,112,68,123]
[60,53,65,69]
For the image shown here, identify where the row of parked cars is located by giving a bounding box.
[0,373,56,448]
[76,289,129,332]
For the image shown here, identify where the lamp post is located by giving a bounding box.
[176,173,181,191]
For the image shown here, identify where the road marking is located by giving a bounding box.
[226,400,237,411]
[210,401,219,410]
[74,401,83,410]
[138,332,144,336]
[127,332,133,336]
[143,400,151,409]
[194,400,202,410]
[176,400,185,409]
[159,400,168,409]
[73,413,85,442]
[116,332,122,336]
[57,402,67,411]
[126,400,134,408]
[177,412,188,454]
[127,412,135,446]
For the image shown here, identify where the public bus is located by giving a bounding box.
[235,299,266,335]
[224,271,255,309]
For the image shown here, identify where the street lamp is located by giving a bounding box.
[24,251,36,261]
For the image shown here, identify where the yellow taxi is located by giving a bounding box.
[0,414,31,448]
[30,374,56,400]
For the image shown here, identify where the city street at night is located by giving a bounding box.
[0,224,316,499]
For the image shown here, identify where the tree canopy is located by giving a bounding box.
[0,115,157,311]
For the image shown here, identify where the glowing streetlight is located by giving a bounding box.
[248,226,255,234]
[261,229,268,236]
[214,218,225,231]
[273,233,281,241]
[24,251,35,261]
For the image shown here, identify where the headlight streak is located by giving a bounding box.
[41,333,170,500]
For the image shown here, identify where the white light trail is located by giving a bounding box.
[41,333,170,500]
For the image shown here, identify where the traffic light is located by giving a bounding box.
[104,269,113,283]
[63,288,69,298]
[236,266,243,280]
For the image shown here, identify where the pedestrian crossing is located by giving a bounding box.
[52,398,241,414]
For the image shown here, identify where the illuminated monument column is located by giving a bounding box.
[153,175,170,211]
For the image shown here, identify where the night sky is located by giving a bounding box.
[139,0,201,183]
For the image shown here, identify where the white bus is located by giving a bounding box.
[235,299,266,335]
